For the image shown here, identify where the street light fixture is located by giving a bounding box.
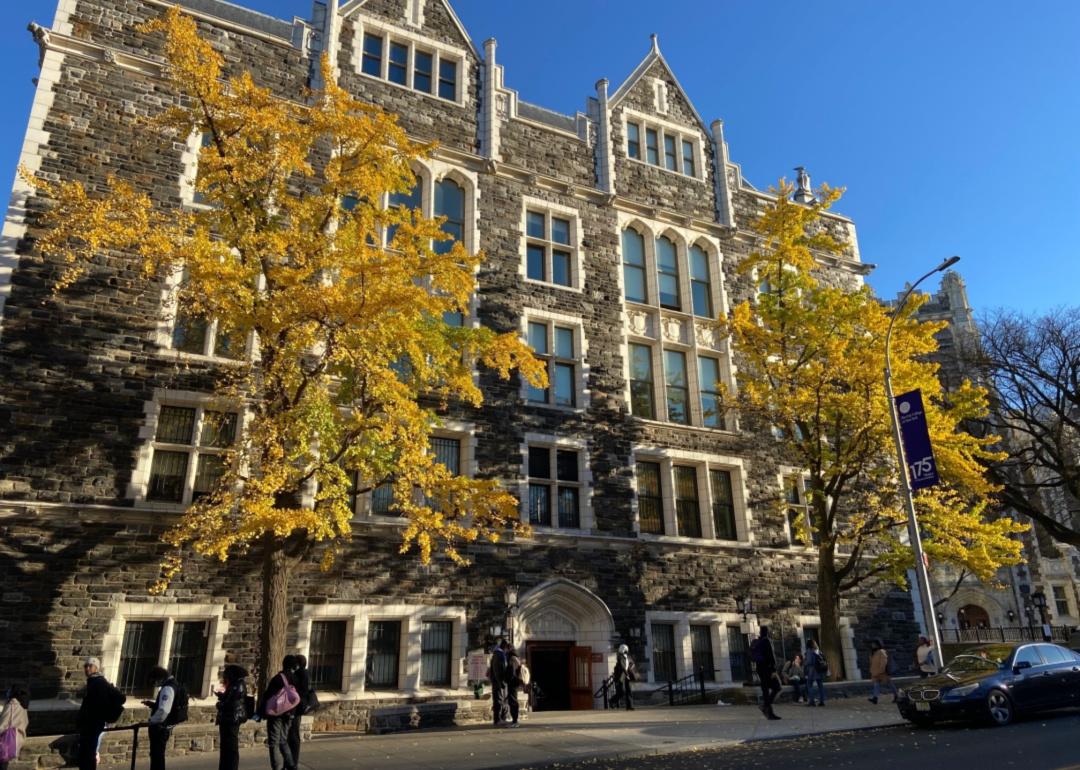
[884,255,959,666]
[504,585,519,646]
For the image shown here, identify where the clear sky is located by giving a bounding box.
[4,1,1078,314]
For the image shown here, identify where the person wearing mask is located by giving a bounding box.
[0,686,30,770]
[143,667,180,770]
[260,655,299,770]
[287,655,313,763]
[803,639,827,707]
[215,665,248,770]
[750,627,781,720]
[782,653,805,703]
[77,657,121,770]
[613,644,636,711]
[868,639,899,704]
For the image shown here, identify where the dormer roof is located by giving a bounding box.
[609,34,710,136]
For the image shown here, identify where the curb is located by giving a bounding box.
[496,718,907,770]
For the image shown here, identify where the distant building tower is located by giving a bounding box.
[793,166,814,203]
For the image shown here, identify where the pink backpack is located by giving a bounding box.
[264,674,301,717]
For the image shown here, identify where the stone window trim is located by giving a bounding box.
[630,447,751,544]
[517,432,594,533]
[644,611,744,685]
[791,613,862,680]
[351,19,470,107]
[623,338,735,431]
[518,196,586,292]
[153,265,254,362]
[355,420,477,521]
[178,129,215,212]
[519,308,591,413]
[779,468,815,550]
[297,603,468,699]
[1050,583,1077,621]
[127,390,246,510]
[99,601,229,703]
[621,108,706,182]
[406,160,481,259]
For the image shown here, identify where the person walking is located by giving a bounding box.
[260,656,299,770]
[215,664,248,770]
[488,640,510,727]
[505,647,522,727]
[142,667,182,770]
[868,639,898,704]
[782,653,805,703]
[77,657,123,770]
[803,639,827,707]
[287,655,313,764]
[613,644,636,711]
[915,636,937,678]
[751,627,781,720]
[0,686,30,770]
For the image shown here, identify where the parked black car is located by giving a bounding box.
[898,642,1080,727]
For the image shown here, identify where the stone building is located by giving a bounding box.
[907,272,1080,636]
[0,0,917,732]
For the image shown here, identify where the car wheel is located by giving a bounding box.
[986,689,1014,726]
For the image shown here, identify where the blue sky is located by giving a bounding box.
[4,1,1078,314]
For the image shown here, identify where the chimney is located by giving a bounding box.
[793,166,814,204]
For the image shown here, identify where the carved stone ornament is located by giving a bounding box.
[523,610,578,639]
[694,321,721,350]
[661,316,685,344]
[625,308,651,338]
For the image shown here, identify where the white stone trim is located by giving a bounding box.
[777,466,814,551]
[297,602,468,699]
[519,195,585,292]
[52,0,79,36]
[631,446,752,544]
[403,0,427,28]
[351,18,471,107]
[519,306,591,413]
[518,432,594,533]
[791,614,861,680]
[99,601,229,702]
[644,610,742,685]
[0,46,67,342]
[622,108,706,183]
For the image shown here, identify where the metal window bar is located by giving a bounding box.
[651,623,677,683]
[118,621,165,697]
[168,621,209,696]
[690,625,715,682]
[310,620,347,691]
[636,462,664,534]
[366,621,401,689]
[420,621,453,686]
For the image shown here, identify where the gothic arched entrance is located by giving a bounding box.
[958,604,991,630]
[515,579,616,711]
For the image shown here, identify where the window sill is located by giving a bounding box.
[354,70,467,108]
[522,399,588,415]
[637,533,751,548]
[630,416,738,436]
[623,155,705,184]
[159,349,249,366]
[623,302,714,324]
[523,277,584,294]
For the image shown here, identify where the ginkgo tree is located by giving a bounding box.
[723,180,1025,675]
[27,7,545,688]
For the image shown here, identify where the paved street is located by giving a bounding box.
[112,700,904,770]
[525,709,1080,770]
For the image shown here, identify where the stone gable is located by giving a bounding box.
[349,0,477,54]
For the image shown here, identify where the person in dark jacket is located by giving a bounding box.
[287,655,312,764]
[76,657,115,770]
[752,627,781,720]
[488,640,509,726]
[505,648,522,727]
[215,665,248,770]
[612,644,636,711]
[260,656,298,770]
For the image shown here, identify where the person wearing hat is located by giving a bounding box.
[613,644,637,711]
[76,657,114,770]
[915,636,936,677]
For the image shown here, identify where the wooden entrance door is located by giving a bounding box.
[569,646,593,710]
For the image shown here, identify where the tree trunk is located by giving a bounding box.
[816,548,846,681]
[258,534,292,696]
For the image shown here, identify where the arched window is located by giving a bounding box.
[434,178,465,255]
[656,235,680,310]
[622,228,647,304]
[387,182,422,247]
[689,243,712,318]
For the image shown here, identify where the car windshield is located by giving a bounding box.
[942,654,1002,675]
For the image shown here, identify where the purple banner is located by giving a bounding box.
[895,389,940,489]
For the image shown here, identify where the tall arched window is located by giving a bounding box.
[387,182,422,247]
[434,178,465,255]
[622,228,647,304]
[689,243,712,318]
[656,236,680,310]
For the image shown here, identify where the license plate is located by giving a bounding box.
[915,702,931,712]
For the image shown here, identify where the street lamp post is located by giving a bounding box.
[884,255,959,668]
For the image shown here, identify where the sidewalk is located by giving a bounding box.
[128,700,907,770]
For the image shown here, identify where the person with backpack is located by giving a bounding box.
[750,627,781,720]
[487,641,510,727]
[215,664,249,770]
[803,639,827,706]
[613,644,636,711]
[260,656,300,770]
[143,666,188,770]
[287,655,316,763]
[868,639,898,704]
[0,686,30,770]
[505,648,522,727]
[77,657,125,770]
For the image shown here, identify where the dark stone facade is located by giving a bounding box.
[0,0,917,742]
